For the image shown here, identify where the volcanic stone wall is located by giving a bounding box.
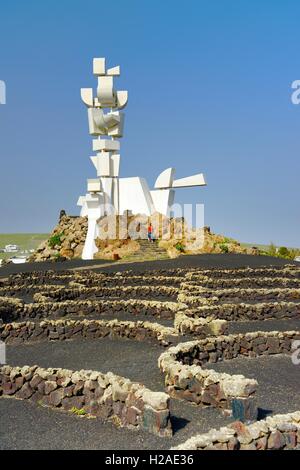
[0,319,177,346]
[179,287,300,305]
[159,330,300,419]
[172,411,300,450]
[184,302,300,321]
[0,364,172,436]
[185,266,299,280]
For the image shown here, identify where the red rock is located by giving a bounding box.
[2,382,16,395]
[15,382,33,399]
[256,436,267,450]
[49,388,64,406]
[15,376,24,390]
[267,430,286,450]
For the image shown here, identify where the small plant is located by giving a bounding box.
[223,236,234,244]
[111,415,122,428]
[219,243,229,253]
[268,242,277,257]
[70,406,87,416]
[175,242,185,252]
[48,233,63,249]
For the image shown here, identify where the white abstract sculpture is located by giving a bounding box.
[78,58,207,259]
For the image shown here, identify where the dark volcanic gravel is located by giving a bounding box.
[0,253,296,278]
[228,318,300,334]
[3,337,233,449]
[6,337,165,391]
[205,354,300,417]
[0,397,232,450]
[1,253,300,450]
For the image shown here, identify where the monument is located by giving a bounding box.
[78,58,207,259]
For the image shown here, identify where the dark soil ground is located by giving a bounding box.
[1,254,300,450]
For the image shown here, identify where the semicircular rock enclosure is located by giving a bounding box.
[1,263,300,450]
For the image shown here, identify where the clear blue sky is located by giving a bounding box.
[0,0,299,246]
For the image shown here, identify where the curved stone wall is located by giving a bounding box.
[0,319,177,346]
[0,364,172,437]
[159,330,300,419]
[172,411,300,450]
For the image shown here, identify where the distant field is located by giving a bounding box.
[241,242,300,252]
[0,234,49,260]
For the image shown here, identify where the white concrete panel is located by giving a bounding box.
[119,177,154,216]
[107,112,125,138]
[80,88,93,107]
[87,178,102,193]
[90,154,119,177]
[77,195,89,217]
[113,178,119,214]
[154,168,175,189]
[111,154,120,177]
[150,189,175,216]
[116,90,128,109]
[87,108,105,135]
[77,196,85,207]
[93,58,106,76]
[97,76,116,107]
[172,173,206,188]
[92,139,120,152]
[82,193,104,260]
[107,65,120,76]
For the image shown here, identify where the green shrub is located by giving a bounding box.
[48,233,63,248]
[219,243,229,253]
[70,407,87,416]
[278,246,289,257]
[223,237,235,244]
[175,242,185,252]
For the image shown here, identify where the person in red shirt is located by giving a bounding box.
[147,223,153,242]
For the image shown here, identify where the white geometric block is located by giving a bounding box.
[92,139,120,152]
[101,177,114,205]
[172,173,206,188]
[82,193,103,260]
[97,76,116,107]
[87,108,106,135]
[111,154,120,177]
[81,88,93,107]
[92,154,111,177]
[93,58,106,76]
[154,168,175,189]
[77,195,85,207]
[118,177,155,216]
[87,178,102,193]
[116,90,128,109]
[107,112,125,138]
[150,189,175,217]
[107,65,120,76]
[77,195,89,217]
[87,108,122,136]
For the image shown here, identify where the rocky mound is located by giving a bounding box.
[30,212,257,262]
